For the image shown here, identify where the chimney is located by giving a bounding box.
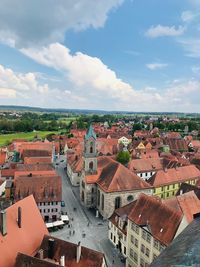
[60,255,65,266]
[48,238,55,259]
[17,207,22,228]
[0,210,7,236]
[76,241,81,263]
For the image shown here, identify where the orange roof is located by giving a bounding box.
[128,193,182,246]
[97,160,151,193]
[0,195,48,267]
[163,191,200,223]
[24,157,52,164]
[0,150,7,165]
[14,175,62,203]
[128,158,163,173]
[149,165,200,187]
[14,170,56,181]
[85,156,114,184]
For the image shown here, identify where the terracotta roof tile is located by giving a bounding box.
[0,195,48,267]
[97,161,151,193]
[128,193,182,245]
[14,175,62,203]
[128,158,163,173]
[148,165,200,187]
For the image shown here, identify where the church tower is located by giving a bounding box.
[84,124,97,175]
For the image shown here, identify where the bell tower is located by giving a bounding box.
[84,124,97,175]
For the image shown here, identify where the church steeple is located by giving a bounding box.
[84,124,97,175]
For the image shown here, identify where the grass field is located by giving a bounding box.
[0,131,59,147]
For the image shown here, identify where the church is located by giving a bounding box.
[80,125,153,219]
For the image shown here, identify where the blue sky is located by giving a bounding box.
[0,0,200,112]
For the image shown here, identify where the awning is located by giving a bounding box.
[46,222,54,228]
[61,215,69,222]
[53,220,64,227]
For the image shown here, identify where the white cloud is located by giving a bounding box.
[181,10,196,22]
[21,43,135,102]
[179,38,200,57]
[192,66,200,74]
[146,63,168,70]
[145,25,185,38]
[0,64,49,94]
[0,88,16,98]
[19,42,200,112]
[0,0,123,47]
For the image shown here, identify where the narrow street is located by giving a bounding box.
[52,156,125,267]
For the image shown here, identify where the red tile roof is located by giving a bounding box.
[0,195,48,267]
[24,157,52,164]
[163,191,200,223]
[39,235,105,267]
[128,193,182,246]
[97,160,151,193]
[14,175,62,203]
[148,165,200,187]
[128,158,163,173]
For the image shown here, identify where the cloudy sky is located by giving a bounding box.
[0,0,200,112]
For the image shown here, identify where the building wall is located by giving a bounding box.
[80,176,97,208]
[126,221,165,267]
[38,201,61,221]
[137,171,156,181]
[108,221,127,257]
[97,188,153,219]
[67,163,82,186]
[153,178,198,199]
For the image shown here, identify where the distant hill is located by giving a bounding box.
[0,105,199,116]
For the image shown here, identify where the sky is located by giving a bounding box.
[0,0,200,112]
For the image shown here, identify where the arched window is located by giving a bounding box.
[90,145,93,153]
[127,195,134,202]
[101,194,104,210]
[89,161,93,171]
[115,196,121,209]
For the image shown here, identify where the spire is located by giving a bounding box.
[85,124,96,140]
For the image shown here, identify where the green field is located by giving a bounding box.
[0,131,59,147]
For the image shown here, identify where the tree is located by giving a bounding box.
[116,151,130,165]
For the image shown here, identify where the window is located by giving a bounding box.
[124,247,126,255]
[146,233,151,243]
[97,190,100,206]
[130,248,134,258]
[145,248,150,257]
[131,235,134,244]
[142,230,147,240]
[173,184,175,189]
[167,185,169,190]
[140,173,142,177]
[101,194,104,210]
[44,209,46,213]
[110,233,113,240]
[135,238,138,248]
[115,197,121,209]
[146,173,148,177]
[90,145,93,154]
[89,161,93,171]
[133,252,138,263]
[48,209,50,212]
[82,181,85,189]
[154,239,159,250]
[167,192,169,197]
[91,188,94,194]
[127,195,134,202]
[114,235,116,243]
[141,244,145,253]
[161,187,164,191]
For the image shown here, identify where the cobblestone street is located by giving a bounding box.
[52,157,125,267]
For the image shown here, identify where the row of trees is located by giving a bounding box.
[0,119,68,133]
